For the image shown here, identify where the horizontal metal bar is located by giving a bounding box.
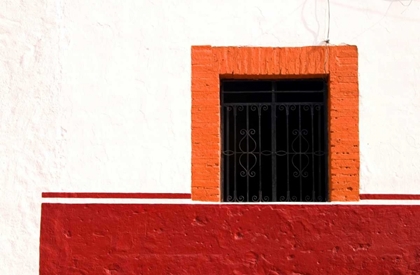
[221,79,326,83]
[222,102,325,106]
[222,90,325,94]
[222,152,325,155]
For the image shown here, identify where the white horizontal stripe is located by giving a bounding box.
[42,198,420,205]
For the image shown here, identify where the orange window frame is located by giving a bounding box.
[191,46,359,202]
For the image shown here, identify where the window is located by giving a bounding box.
[221,79,328,202]
[191,46,359,202]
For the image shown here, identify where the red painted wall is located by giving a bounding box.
[40,204,420,274]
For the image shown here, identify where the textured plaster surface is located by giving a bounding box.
[41,204,420,274]
[1,0,420,273]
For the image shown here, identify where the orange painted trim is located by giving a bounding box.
[191,46,359,202]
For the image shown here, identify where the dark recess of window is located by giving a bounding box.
[221,79,328,202]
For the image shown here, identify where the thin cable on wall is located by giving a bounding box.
[399,0,413,7]
[325,0,330,44]
[323,0,331,75]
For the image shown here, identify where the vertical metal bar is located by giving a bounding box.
[226,106,230,202]
[220,82,225,201]
[271,82,277,201]
[298,105,302,201]
[311,105,315,201]
[323,82,329,201]
[286,106,290,201]
[246,105,249,202]
[258,105,262,201]
[234,106,237,201]
[317,105,322,201]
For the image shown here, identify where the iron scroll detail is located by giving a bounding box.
[221,80,328,202]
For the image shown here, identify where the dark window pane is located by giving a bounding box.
[276,92,324,103]
[276,79,325,91]
[223,81,272,92]
[221,80,328,202]
[223,93,271,103]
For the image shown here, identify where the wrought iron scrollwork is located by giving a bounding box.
[238,128,257,178]
[221,80,328,202]
[227,195,245,202]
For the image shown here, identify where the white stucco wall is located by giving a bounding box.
[1,0,420,273]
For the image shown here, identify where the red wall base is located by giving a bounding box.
[40,204,420,274]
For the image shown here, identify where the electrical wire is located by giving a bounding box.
[399,0,413,7]
[323,0,331,75]
[326,0,330,44]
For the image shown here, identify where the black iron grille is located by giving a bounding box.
[221,79,328,202]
